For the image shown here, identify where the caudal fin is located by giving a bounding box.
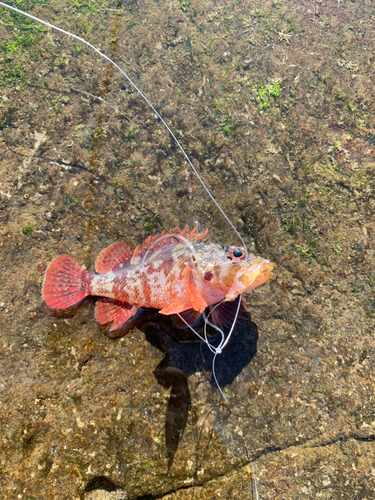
[42,255,92,310]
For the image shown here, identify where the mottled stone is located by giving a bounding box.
[0,0,374,498]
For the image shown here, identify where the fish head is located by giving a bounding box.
[193,244,275,301]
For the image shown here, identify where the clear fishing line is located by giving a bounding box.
[0,1,245,397]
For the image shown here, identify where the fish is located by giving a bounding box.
[42,226,274,332]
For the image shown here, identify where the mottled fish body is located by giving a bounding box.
[43,226,274,331]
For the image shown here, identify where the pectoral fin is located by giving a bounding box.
[209,296,250,330]
[183,265,207,313]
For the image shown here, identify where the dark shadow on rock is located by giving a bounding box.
[124,300,259,469]
[85,475,117,493]
[153,363,191,470]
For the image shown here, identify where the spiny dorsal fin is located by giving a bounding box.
[132,225,209,261]
[95,242,132,274]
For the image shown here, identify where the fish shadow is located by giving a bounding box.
[45,298,258,469]
[124,305,259,469]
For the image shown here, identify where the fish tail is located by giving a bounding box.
[42,255,92,310]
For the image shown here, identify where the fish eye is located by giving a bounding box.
[233,248,243,258]
[227,247,246,260]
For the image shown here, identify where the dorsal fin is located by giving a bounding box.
[132,225,209,262]
[95,242,132,274]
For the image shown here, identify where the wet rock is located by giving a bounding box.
[0,0,374,499]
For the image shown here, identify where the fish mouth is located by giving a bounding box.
[238,258,275,292]
[225,258,275,301]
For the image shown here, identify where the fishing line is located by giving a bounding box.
[201,297,242,403]
[0,1,247,255]
[0,2,245,400]
[252,463,260,500]
[202,296,242,354]
[242,439,260,500]
[140,232,243,402]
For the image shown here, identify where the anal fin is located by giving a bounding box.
[95,298,141,332]
[159,303,194,315]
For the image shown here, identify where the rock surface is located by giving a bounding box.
[0,0,374,498]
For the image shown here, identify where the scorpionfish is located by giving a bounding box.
[42,226,274,331]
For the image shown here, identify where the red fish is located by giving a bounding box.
[42,226,274,332]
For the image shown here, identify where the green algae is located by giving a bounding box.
[22,224,36,235]
[254,80,283,110]
[143,213,159,229]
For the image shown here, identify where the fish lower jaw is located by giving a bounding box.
[224,290,244,302]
